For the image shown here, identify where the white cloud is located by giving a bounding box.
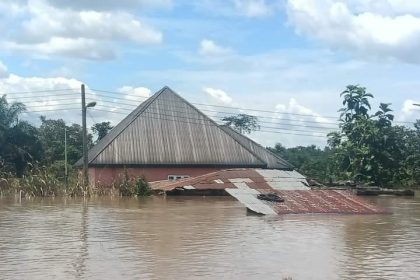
[260,98,335,147]
[118,86,151,102]
[44,0,172,11]
[286,0,420,62]
[0,61,8,78]
[199,39,232,56]
[234,0,272,17]
[0,0,162,60]
[6,38,115,60]
[191,0,276,18]
[0,65,131,127]
[203,87,233,104]
[398,99,420,122]
[402,99,418,114]
[0,73,83,123]
[274,98,334,125]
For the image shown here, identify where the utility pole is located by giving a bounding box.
[81,84,96,195]
[64,127,68,188]
[81,84,88,193]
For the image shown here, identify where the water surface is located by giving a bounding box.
[0,195,419,280]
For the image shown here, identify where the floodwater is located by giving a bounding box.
[0,195,419,280]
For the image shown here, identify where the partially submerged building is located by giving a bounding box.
[77,86,388,215]
[151,169,388,215]
[78,86,293,186]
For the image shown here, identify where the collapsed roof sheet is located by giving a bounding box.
[152,168,389,215]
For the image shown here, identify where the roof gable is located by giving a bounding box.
[83,87,266,167]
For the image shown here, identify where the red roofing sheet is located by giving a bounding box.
[151,168,388,215]
[267,190,388,214]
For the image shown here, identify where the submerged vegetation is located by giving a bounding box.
[0,85,419,197]
[115,169,152,197]
[0,166,152,198]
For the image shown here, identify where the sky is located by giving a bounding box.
[1,0,420,148]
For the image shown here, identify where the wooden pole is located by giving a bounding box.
[65,127,68,188]
[81,84,88,194]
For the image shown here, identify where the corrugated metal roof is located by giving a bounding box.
[78,86,281,167]
[219,125,293,169]
[151,168,389,215]
[255,169,308,190]
[226,188,277,215]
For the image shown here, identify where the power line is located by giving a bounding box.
[24,108,81,113]
[93,104,335,132]
[1,88,78,96]
[86,92,340,127]
[6,87,415,129]
[92,98,338,129]
[87,90,416,126]
[11,99,81,106]
[4,87,411,125]
[88,90,339,120]
[8,102,328,138]
[7,93,79,101]
[15,92,338,129]
[90,108,328,137]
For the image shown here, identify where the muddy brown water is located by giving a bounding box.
[0,195,419,280]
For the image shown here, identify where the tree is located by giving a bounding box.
[221,114,260,134]
[327,85,420,187]
[92,121,113,142]
[38,117,92,166]
[0,95,42,176]
[269,143,333,183]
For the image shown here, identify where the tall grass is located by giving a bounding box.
[0,164,152,198]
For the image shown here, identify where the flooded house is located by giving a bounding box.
[77,86,387,215]
[77,86,294,186]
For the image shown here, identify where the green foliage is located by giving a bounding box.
[269,144,333,183]
[135,177,152,196]
[92,121,113,142]
[115,170,151,197]
[328,85,420,188]
[270,85,420,189]
[38,116,92,165]
[0,95,43,176]
[222,114,260,134]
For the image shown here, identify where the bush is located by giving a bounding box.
[135,177,151,196]
[115,170,151,197]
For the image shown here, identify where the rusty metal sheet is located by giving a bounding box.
[151,168,389,215]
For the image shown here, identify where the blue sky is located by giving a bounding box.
[1,0,420,147]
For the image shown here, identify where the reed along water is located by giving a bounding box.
[0,195,419,280]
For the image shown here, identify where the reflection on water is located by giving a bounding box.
[0,195,419,280]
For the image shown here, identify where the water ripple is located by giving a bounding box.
[0,196,419,280]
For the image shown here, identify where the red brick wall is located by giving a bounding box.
[89,167,223,186]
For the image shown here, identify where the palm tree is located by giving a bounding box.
[0,95,25,130]
[0,95,42,176]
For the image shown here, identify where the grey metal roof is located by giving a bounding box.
[219,125,293,169]
[77,86,268,167]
